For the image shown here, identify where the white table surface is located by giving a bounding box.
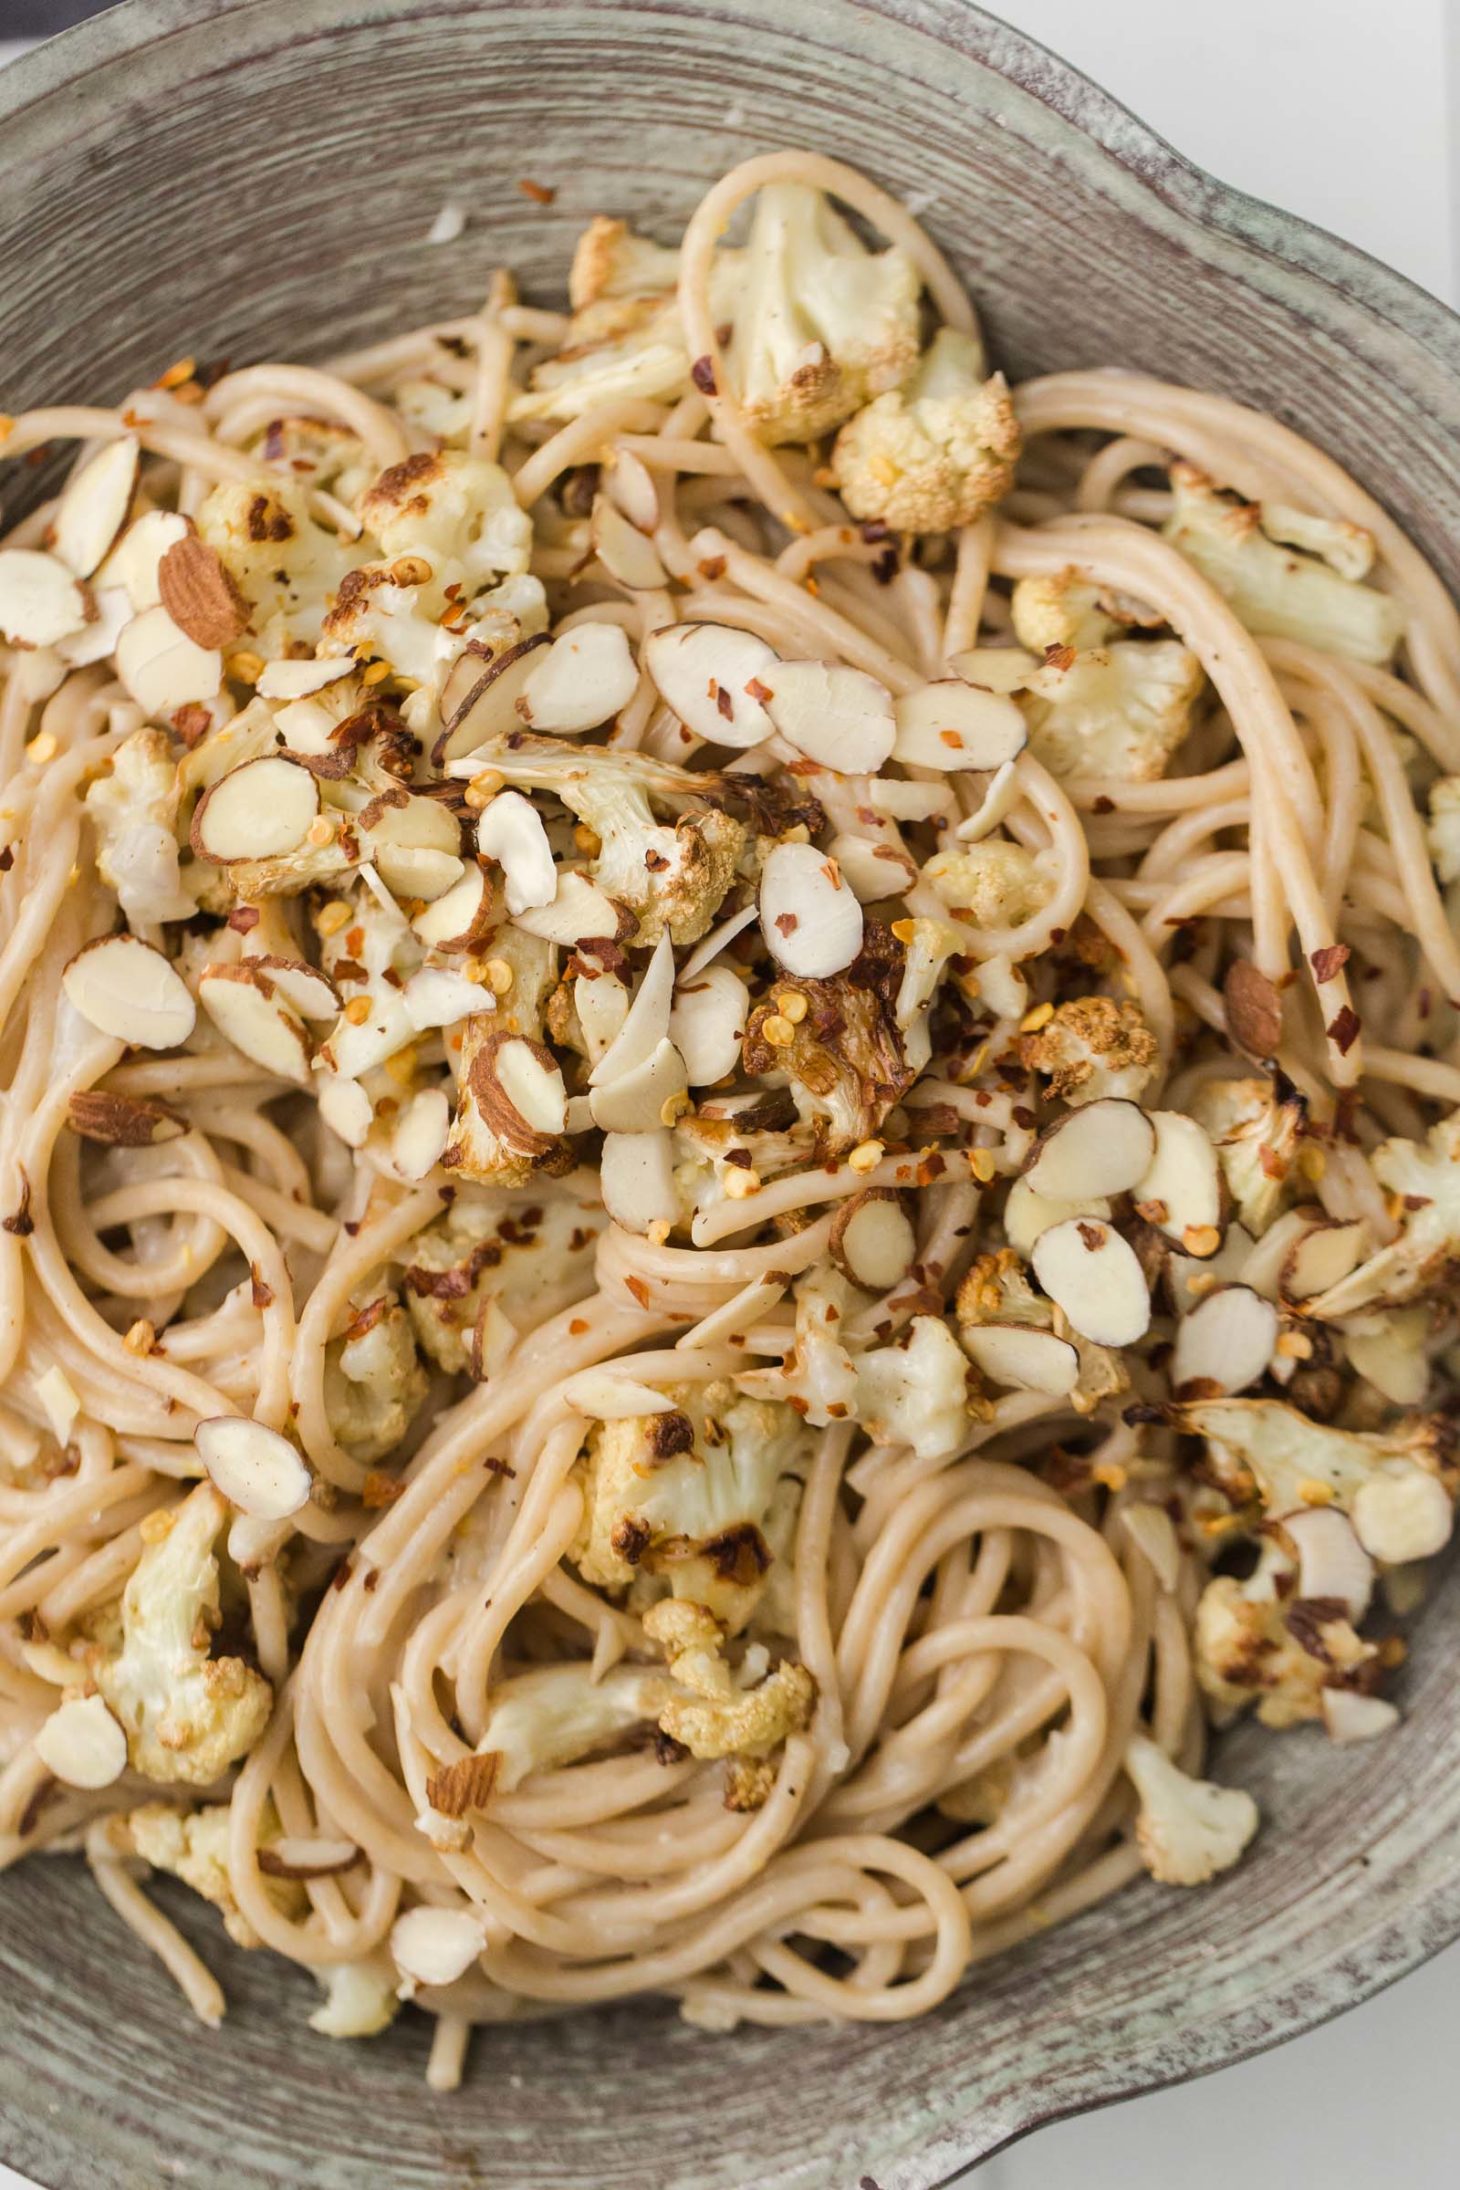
[2,6,1458,2187]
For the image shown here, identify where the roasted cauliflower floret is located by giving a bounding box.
[1187,1074,1304,1236]
[643,1599,816,1761]
[511,289,693,423]
[1020,639,1203,783]
[569,215,685,309]
[112,1801,304,1947]
[922,838,1055,937]
[401,1184,604,1374]
[855,1314,974,1459]
[196,480,356,655]
[572,1380,805,1631]
[442,929,575,1189]
[830,327,1018,531]
[1123,1733,1259,1885]
[1302,1110,1460,1315]
[85,727,195,928]
[1163,464,1404,665]
[479,1663,670,1791]
[322,1295,428,1465]
[1019,994,1159,1105]
[955,1248,1126,1412]
[309,1953,400,2039]
[1010,570,1122,654]
[1194,1572,1375,1729]
[742,928,915,1156]
[92,1484,272,1787]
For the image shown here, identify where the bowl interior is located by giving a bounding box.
[3,5,1460,2187]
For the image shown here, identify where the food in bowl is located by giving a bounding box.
[0,148,1456,2081]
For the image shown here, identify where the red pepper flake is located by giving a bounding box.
[1326,1005,1361,1055]
[2,1172,32,1237]
[517,177,557,204]
[690,355,718,395]
[330,1558,354,1592]
[697,554,727,580]
[745,677,773,704]
[228,905,261,934]
[172,702,213,748]
[0,848,12,874]
[714,681,733,721]
[1076,1221,1104,1252]
[625,1275,651,1308]
[1091,794,1116,815]
[568,1317,589,1335]
[774,912,799,936]
[1049,926,1067,945]
[1309,942,1350,984]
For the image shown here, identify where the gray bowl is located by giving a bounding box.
[3,5,1460,2186]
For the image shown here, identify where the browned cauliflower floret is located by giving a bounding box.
[922,838,1055,933]
[741,925,915,1155]
[106,1801,305,1947]
[478,1663,671,1791]
[572,1380,805,1631]
[1123,1733,1259,1884]
[92,1485,272,1787]
[642,1599,816,1761]
[1019,995,1159,1105]
[322,1294,428,1465]
[831,329,1019,532]
[954,1248,1126,1413]
[1194,1573,1375,1729]
[1187,1074,1304,1236]
[84,728,196,928]
[195,480,356,655]
[1020,640,1203,784]
[1302,1111,1460,1315]
[401,1184,604,1374]
[443,927,576,1189]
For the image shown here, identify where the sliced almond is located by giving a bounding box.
[642,622,778,750]
[1343,1309,1430,1406]
[436,633,551,764]
[588,1035,689,1133]
[1023,1098,1156,1203]
[1280,1218,1367,1304]
[0,549,90,647]
[519,622,638,734]
[669,964,747,1085]
[256,656,355,701]
[199,963,312,1085]
[677,900,760,982]
[257,1836,361,1880]
[590,933,676,1087]
[51,437,139,579]
[390,1906,486,1988]
[1031,1217,1151,1346]
[1171,1283,1278,1397]
[1283,1507,1373,1620]
[392,1086,452,1179]
[157,533,249,650]
[439,640,496,726]
[945,644,1039,695]
[494,1036,568,1133]
[891,680,1028,772]
[378,844,465,901]
[591,494,668,589]
[59,583,132,669]
[960,1320,1080,1396]
[116,602,222,716]
[1238,1206,1324,1301]
[474,790,556,915]
[1321,1690,1400,1745]
[192,754,321,864]
[574,970,630,1065]
[33,1694,128,1790]
[62,934,197,1050]
[97,509,191,613]
[67,1089,186,1146]
[513,870,621,946]
[605,448,660,532]
[402,964,487,1031]
[1133,1111,1224,1255]
[1002,1177,1111,1257]
[762,660,896,775]
[828,1189,917,1292]
[600,1129,680,1235]
[476,1297,519,1379]
[561,1369,675,1418]
[246,955,340,1021]
[411,864,495,951]
[196,1415,310,1519]
[867,778,956,823]
[825,830,917,903]
[318,1075,374,1148]
[759,841,864,980]
[1351,1467,1453,1563]
[1223,958,1283,1060]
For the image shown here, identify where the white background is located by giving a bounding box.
[2,4,1458,2185]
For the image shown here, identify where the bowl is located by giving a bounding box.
[3,4,1460,2185]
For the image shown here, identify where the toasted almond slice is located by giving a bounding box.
[33,1694,128,1790]
[605,448,660,532]
[669,964,747,1086]
[1283,1507,1373,1620]
[513,870,620,946]
[474,790,556,915]
[59,584,132,669]
[495,1037,568,1133]
[439,640,495,726]
[116,602,222,716]
[763,660,895,775]
[476,1297,519,1379]
[157,534,249,650]
[390,1906,487,1988]
[676,900,759,981]
[51,437,139,579]
[256,656,355,701]
[1280,1217,1367,1304]
[642,623,779,750]
[825,829,917,902]
[574,970,630,1066]
[1171,1283,1278,1397]
[1237,1206,1322,1301]
[192,754,320,864]
[600,1129,680,1235]
[519,622,638,734]
[318,1075,374,1148]
[1031,1217,1151,1346]
[591,494,668,589]
[376,845,465,901]
[759,841,864,980]
[67,1089,186,1146]
[392,1086,452,1179]
[0,549,90,648]
[196,1415,310,1519]
[828,1189,917,1292]
[62,934,197,1050]
[257,1836,361,1880]
[411,863,494,952]
[402,965,485,1031]
[1223,958,1283,1060]
[1351,1466,1453,1563]
[892,680,1028,772]
[954,758,1022,843]
[1134,1110,1224,1254]
[1002,1177,1112,1257]
[962,1319,1080,1396]
[590,933,676,1087]
[945,644,1040,695]
[1343,1308,1430,1406]
[199,963,312,1085]
[97,509,191,612]
[245,955,339,1021]
[1320,1690,1400,1745]
[589,1036,689,1133]
[561,1368,675,1418]
[1024,1098,1156,1203]
[1119,1503,1182,1592]
[867,778,956,822]
[436,633,551,764]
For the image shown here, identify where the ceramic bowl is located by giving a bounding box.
[2,4,1459,2185]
